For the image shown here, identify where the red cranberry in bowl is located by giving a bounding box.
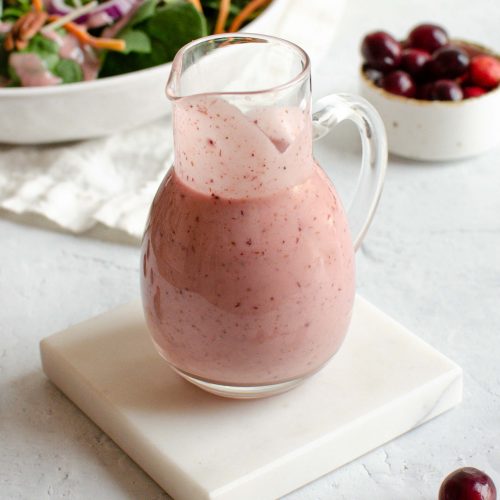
[416,82,434,100]
[469,55,500,88]
[463,86,487,98]
[381,70,416,97]
[431,80,464,100]
[427,46,470,79]
[439,467,497,500]
[361,31,402,72]
[408,23,449,53]
[400,48,431,79]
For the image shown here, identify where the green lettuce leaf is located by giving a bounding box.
[100,1,208,77]
[120,30,152,54]
[53,59,83,83]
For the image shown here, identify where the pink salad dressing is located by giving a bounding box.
[0,21,12,34]
[141,97,355,386]
[9,53,61,87]
[43,31,100,81]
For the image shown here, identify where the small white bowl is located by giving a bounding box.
[359,44,500,161]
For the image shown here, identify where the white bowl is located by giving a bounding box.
[359,46,500,161]
[0,64,172,144]
[0,0,342,144]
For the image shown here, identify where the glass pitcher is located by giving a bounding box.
[141,34,387,398]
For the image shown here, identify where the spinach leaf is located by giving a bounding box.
[128,0,157,27]
[2,0,31,19]
[24,34,60,71]
[26,35,59,57]
[53,59,83,83]
[146,1,208,61]
[120,29,152,54]
[100,1,207,77]
[2,7,27,19]
[99,38,169,77]
[0,37,9,79]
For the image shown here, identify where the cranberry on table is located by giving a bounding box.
[361,31,402,71]
[470,55,500,88]
[431,80,464,101]
[428,46,470,79]
[381,70,416,97]
[408,23,449,53]
[463,86,487,98]
[400,48,431,78]
[439,467,497,500]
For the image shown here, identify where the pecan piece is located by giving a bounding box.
[4,32,15,52]
[18,11,48,41]
[3,11,48,52]
[15,39,29,51]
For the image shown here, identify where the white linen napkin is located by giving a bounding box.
[0,118,172,240]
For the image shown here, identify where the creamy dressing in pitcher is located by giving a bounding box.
[141,98,355,385]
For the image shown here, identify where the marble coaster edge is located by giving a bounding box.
[40,340,209,500]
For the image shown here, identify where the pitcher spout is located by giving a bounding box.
[166,34,314,199]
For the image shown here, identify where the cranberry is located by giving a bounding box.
[381,70,416,97]
[400,48,431,78]
[416,82,434,100]
[362,63,384,86]
[408,23,449,53]
[463,86,487,98]
[361,31,402,72]
[470,55,500,88]
[427,46,470,79]
[430,80,464,100]
[439,467,497,500]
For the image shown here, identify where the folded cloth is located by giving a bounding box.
[0,118,172,240]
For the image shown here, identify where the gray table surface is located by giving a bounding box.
[2,0,500,498]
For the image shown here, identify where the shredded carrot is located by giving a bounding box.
[188,0,203,14]
[229,0,271,32]
[64,21,126,51]
[47,16,126,52]
[32,0,44,12]
[214,0,231,34]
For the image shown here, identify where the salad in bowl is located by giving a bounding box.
[1,0,345,144]
[0,0,271,87]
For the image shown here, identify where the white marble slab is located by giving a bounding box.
[40,296,462,500]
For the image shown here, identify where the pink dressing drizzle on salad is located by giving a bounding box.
[42,30,100,81]
[86,10,113,29]
[0,22,12,33]
[9,52,62,86]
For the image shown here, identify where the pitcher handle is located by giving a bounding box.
[312,94,387,251]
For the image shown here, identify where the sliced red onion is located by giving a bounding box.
[102,0,141,38]
[48,0,74,16]
[48,0,92,24]
[47,0,134,25]
[86,11,114,29]
[92,0,136,21]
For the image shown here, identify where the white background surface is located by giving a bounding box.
[1,0,500,498]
